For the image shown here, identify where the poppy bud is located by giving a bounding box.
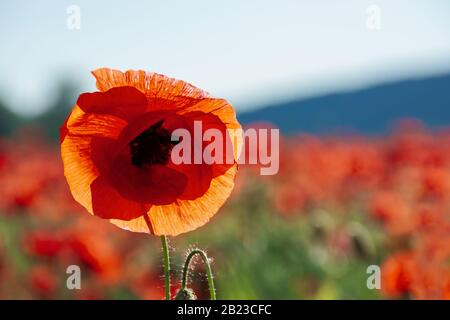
[174,288,197,300]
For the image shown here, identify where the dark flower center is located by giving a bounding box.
[129,120,179,167]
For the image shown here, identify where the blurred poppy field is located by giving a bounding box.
[1,120,450,299]
[2,0,450,303]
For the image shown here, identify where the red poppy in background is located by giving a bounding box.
[61,68,241,236]
[381,252,414,298]
[29,266,57,297]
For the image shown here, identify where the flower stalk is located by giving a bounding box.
[181,249,216,300]
[160,235,171,300]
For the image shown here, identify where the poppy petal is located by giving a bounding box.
[108,150,188,205]
[168,163,213,200]
[109,164,237,236]
[76,86,148,122]
[179,98,242,161]
[92,68,210,99]
[180,98,241,129]
[61,134,98,213]
[90,176,149,220]
[61,109,128,213]
[66,112,127,139]
[181,110,236,178]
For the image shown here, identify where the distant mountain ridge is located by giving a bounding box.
[238,73,450,135]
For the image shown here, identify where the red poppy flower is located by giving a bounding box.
[381,252,414,298]
[29,266,57,297]
[61,68,241,236]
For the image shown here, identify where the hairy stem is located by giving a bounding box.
[181,249,216,300]
[160,235,171,300]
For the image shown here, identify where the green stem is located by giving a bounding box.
[181,249,216,300]
[160,235,171,300]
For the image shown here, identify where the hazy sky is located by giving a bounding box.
[1,0,450,115]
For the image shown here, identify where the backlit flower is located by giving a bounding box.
[61,68,241,236]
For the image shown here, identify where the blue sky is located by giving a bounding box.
[1,0,450,115]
